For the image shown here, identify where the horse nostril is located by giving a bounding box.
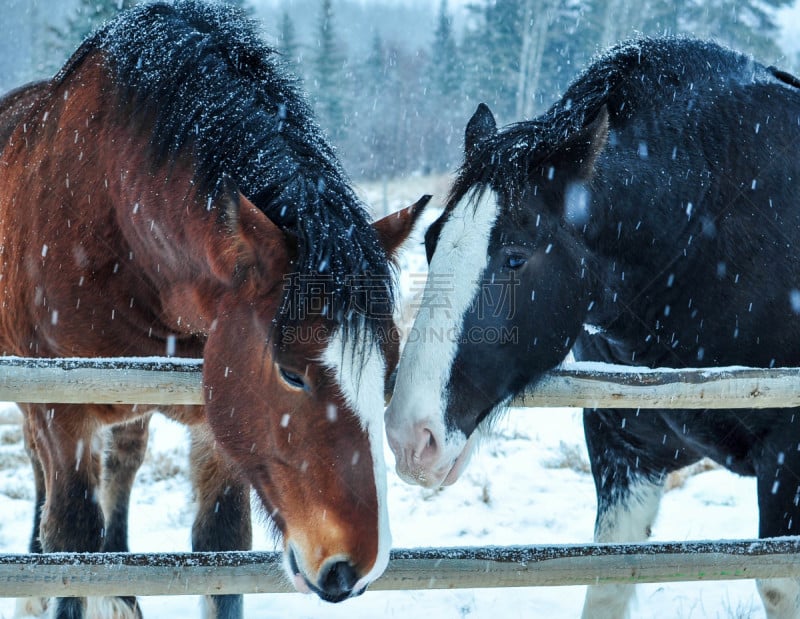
[319,560,358,603]
[415,427,439,464]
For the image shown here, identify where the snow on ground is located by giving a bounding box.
[0,176,771,618]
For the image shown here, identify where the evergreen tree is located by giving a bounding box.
[424,0,465,171]
[429,0,460,98]
[278,10,300,67]
[462,0,527,122]
[522,0,592,115]
[310,0,347,141]
[47,0,139,72]
[462,0,585,121]
[355,32,395,179]
[639,0,681,38]
[365,31,388,99]
[46,0,254,74]
[683,0,791,61]
[586,0,682,48]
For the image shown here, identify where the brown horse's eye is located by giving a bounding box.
[279,367,308,391]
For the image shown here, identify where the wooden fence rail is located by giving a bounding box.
[2,539,800,597]
[0,356,798,409]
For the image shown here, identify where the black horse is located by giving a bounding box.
[386,38,800,618]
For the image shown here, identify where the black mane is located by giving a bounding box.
[63,0,393,340]
[448,37,772,212]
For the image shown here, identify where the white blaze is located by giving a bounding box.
[321,328,390,591]
[386,189,500,482]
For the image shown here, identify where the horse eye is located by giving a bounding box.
[505,255,527,270]
[279,367,307,391]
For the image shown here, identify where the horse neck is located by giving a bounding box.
[580,184,701,360]
[44,58,235,338]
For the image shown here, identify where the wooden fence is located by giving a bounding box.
[1,356,798,409]
[0,356,799,597]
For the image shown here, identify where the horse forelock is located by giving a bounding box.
[75,0,393,344]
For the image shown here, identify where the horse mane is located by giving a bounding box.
[57,0,392,342]
[447,37,767,214]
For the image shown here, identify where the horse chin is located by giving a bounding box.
[285,546,311,595]
[441,439,476,486]
[442,430,480,486]
[286,546,354,602]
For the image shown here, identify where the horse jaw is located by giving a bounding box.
[385,189,500,488]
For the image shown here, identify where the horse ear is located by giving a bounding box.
[373,194,432,261]
[465,103,497,154]
[208,189,289,286]
[568,105,610,179]
[535,107,608,219]
[538,105,609,211]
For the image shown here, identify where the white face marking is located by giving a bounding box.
[386,189,500,486]
[321,328,391,590]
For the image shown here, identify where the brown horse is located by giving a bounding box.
[0,3,427,619]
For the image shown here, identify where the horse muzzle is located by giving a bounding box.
[386,417,478,488]
[287,546,369,603]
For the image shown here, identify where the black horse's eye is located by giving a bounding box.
[279,367,307,391]
[505,254,528,270]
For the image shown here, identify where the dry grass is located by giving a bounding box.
[664,458,719,492]
[542,441,591,474]
[0,426,22,446]
[143,450,185,483]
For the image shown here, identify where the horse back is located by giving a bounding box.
[575,39,800,369]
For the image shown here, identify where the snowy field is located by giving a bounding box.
[0,176,770,618]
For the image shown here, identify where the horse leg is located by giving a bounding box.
[753,435,800,619]
[580,410,671,619]
[15,407,50,618]
[581,478,663,618]
[86,416,152,619]
[22,410,46,554]
[101,415,151,553]
[30,404,105,619]
[189,426,252,619]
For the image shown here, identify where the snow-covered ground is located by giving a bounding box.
[0,177,770,618]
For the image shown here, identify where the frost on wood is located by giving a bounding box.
[1,358,800,408]
[2,538,800,596]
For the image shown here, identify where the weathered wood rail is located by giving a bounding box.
[1,539,799,597]
[0,356,798,409]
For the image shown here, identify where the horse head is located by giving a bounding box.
[173,185,429,600]
[386,103,609,488]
